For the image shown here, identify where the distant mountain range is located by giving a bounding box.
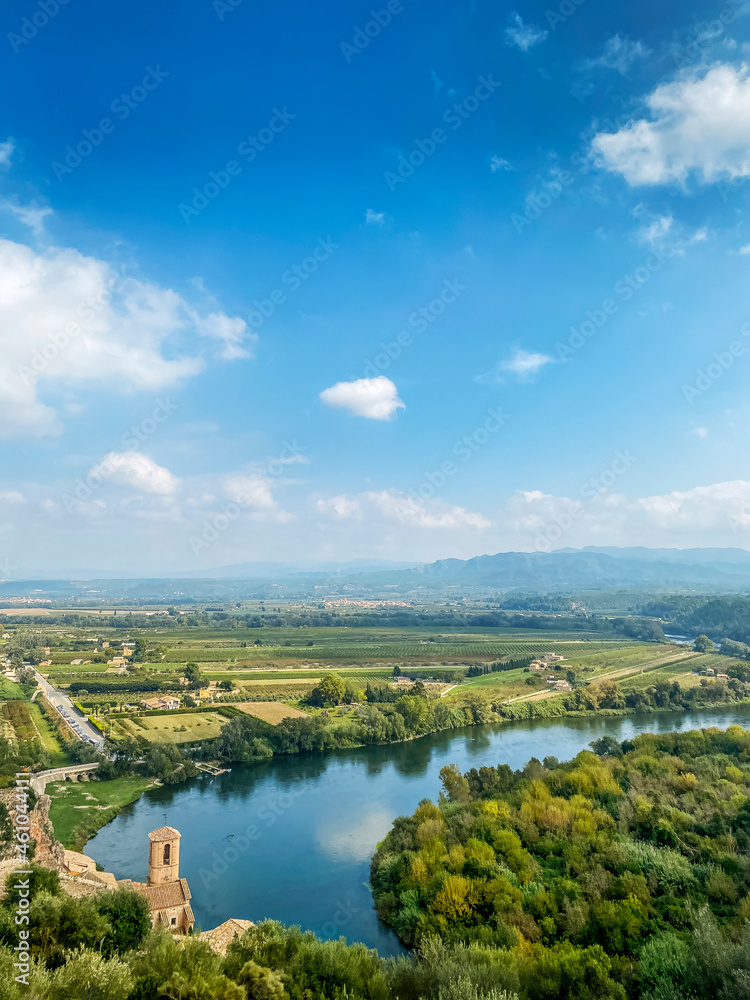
[2,547,750,601]
[355,547,750,592]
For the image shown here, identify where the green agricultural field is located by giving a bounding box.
[0,677,26,699]
[617,653,734,692]
[26,703,70,766]
[122,711,229,744]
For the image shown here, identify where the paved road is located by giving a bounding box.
[31,668,104,746]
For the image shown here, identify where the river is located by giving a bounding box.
[86,706,750,956]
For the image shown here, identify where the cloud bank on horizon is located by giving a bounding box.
[1,0,750,574]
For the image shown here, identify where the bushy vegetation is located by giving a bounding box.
[371,726,750,999]
[202,693,495,763]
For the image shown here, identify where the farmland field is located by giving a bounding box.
[114,712,228,744]
[235,702,309,724]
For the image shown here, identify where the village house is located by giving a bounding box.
[201,918,255,955]
[554,680,572,692]
[142,696,180,711]
[62,850,119,889]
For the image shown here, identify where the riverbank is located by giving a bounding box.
[48,689,750,850]
[47,775,156,851]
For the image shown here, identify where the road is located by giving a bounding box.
[31,668,104,746]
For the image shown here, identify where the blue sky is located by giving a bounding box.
[2,0,750,575]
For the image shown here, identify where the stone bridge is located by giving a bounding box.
[30,762,99,795]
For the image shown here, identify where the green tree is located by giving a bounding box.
[47,948,133,1000]
[315,673,345,707]
[98,889,151,956]
[440,764,470,804]
[184,663,202,688]
[5,864,59,905]
[694,634,715,652]
[236,960,286,1000]
[396,695,430,732]
[133,638,148,663]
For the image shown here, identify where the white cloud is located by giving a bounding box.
[501,349,554,378]
[90,452,179,495]
[592,63,750,186]
[320,376,405,421]
[0,238,252,437]
[739,242,750,254]
[491,156,513,172]
[225,475,277,510]
[190,310,256,360]
[691,426,709,438]
[0,199,53,235]
[224,475,294,523]
[505,12,548,52]
[0,140,14,167]
[317,490,490,530]
[476,349,554,383]
[505,479,750,549]
[365,209,385,225]
[585,35,651,74]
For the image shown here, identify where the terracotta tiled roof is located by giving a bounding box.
[148,826,181,842]
[200,918,254,955]
[134,877,191,910]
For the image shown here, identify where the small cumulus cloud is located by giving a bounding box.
[317,490,490,530]
[0,140,14,167]
[592,63,750,187]
[477,349,554,384]
[90,452,179,495]
[491,155,513,172]
[0,199,53,236]
[320,376,405,421]
[365,209,386,225]
[505,12,548,52]
[584,35,651,74]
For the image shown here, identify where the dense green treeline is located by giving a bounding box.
[0,607,664,637]
[196,693,492,763]
[0,877,525,1000]
[638,596,750,646]
[370,726,750,999]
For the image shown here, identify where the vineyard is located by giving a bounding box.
[156,639,627,665]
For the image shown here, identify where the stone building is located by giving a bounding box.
[127,826,195,933]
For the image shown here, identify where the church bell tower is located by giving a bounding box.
[147,826,181,885]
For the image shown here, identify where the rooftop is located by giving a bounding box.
[148,826,181,842]
[134,877,191,910]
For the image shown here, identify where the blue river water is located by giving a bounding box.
[86,706,750,956]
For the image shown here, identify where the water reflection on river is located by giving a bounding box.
[87,706,750,956]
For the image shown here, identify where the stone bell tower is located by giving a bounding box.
[147,826,181,885]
